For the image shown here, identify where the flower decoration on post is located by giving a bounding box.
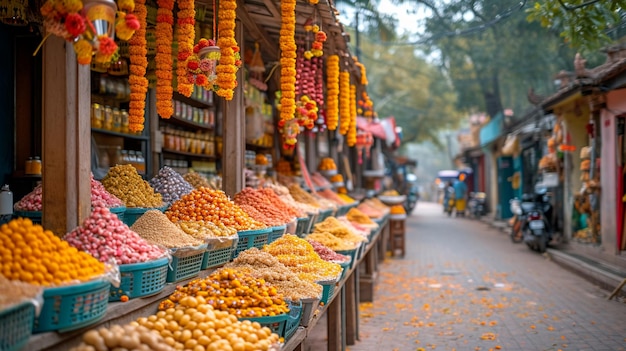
[279,0,297,123]
[338,71,350,135]
[279,118,300,150]
[326,55,340,130]
[215,0,241,100]
[186,38,220,89]
[128,0,148,132]
[38,0,139,66]
[155,0,174,118]
[176,0,195,97]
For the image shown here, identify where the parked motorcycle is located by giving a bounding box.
[510,186,553,252]
[468,192,487,219]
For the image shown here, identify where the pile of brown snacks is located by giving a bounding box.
[165,188,266,231]
[182,171,212,189]
[287,184,321,207]
[158,269,290,318]
[346,207,377,225]
[305,231,356,251]
[313,217,368,246]
[176,220,237,239]
[131,210,203,248]
[102,164,163,208]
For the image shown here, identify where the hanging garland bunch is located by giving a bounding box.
[347,84,357,146]
[127,0,148,132]
[279,0,297,122]
[176,0,195,97]
[354,57,368,85]
[314,56,324,108]
[296,95,318,129]
[338,71,350,135]
[186,38,219,88]
[358,91,374,118]
[303,21,326,59]
[155,0,174,118]
[295,46,304,97]
[325,55,340,130]
[215,0,242,100]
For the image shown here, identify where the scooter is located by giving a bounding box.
[521,187,553,253]
[509,193,537,243]
[468,192,487,219]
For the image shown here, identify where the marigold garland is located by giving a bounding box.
[325,55,340,130]
[155,0,174,118]
[354,57,368,85]
[176,0,195,97]
[128,0,148,132]
[338,71,350,135]
[279,0,297,122]
[215,0,240,100]
[347,84,357,146]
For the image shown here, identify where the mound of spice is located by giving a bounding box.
[131,210,203,248]
[102,165,163,208]
[0,275,42,310]
[65,207,166,265]
[224,248,323,301]
[305,231,356,251]
[234,188,296,226]
[346,207,376,225]
[14,174,123,212]
[264,183,319,215]
[149,166,194,204]
[287,184,321,207]
[165,188,266,231]
[183,171,211,189]
[313,217,368,246]
[307,240,350,262]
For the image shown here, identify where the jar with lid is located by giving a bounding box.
[121,110,129,133]
[0,185,13,216]
[31,157,42,175]
[135,151,146,175]
[112,108,122,132]
[91,103,103,129]
[128,151,138,171]
[103,106,114,130]
[120,150,129,164]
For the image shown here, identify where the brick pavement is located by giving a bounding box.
[305,202,626,351]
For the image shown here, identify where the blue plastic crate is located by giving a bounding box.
[232,228,272,259]
[201,245,235,270]
[34,279,110,333]
[13,211,41,224]
[284,300,303,341]
[295,217,309,238]
[335,248,358,269]
[268,225,286,244]
[109,206,126,222]
[110,257,168,301]
[318,279,338,306]
[337,258,352,281]
[123,205,168,227]
[0,302,34,351]
[166,249,205,283]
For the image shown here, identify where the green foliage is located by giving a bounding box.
[526,0,626,54]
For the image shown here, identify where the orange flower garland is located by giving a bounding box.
[155,0,174,118]
[176,0,195,97]
[354,57,368,85]
[215,0,240,100]
[128,0,148,132]
[326,55,340,130]
[347,84,357,146]
[279,0,297,121]
[338,71,350,135]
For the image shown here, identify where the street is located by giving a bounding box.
[307,202,626,351]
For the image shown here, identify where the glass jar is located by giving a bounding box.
[121,110,129,133]
[120,150,129,164]
[91,103,103,129]
[112,108,122,132]
[103,106,114,130]
[32,157,42,176]
[135,151,146,175]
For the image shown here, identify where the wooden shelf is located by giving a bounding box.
[162,148,217,159]
[163,115,214,131]
[173,91,213,108]
[91,128,149,141]
[245,143,273,151]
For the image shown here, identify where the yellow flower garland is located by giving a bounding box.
[347,84,357,146]
[216,0,239,100]
[326,55,340,130]
[279,0,297,122]
[338,71,350,135]
[176,0,195,97]
[155,0,174,118]
[354,57,368,85]
[128,0,148,132]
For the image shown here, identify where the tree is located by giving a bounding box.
[526,0,626,54]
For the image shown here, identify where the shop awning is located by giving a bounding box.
[356,116,399,147]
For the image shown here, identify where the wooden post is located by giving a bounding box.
[222,21,245,197]
[41,36,91,235]
[345,270,357,345]
[327,285,343,351]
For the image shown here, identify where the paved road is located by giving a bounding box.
[307,202,626,351]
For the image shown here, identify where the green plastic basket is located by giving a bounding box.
[335,248,358,269]
[337,258,352,281]
[13,211,41,224]
[284,300,303,341]
[109,206,126,222]
[318,279,338,306]
[239,313,289,337]
[305,213,318,234]
[299,297,320,327]
[123,205,168,227]
[201,245,235,270]
[295,217,309,238]
[232,228,272,259]
[0,302,35,351]
[335,203,355,217]
[34,279,110,333]
[316,209,334,223]
[166,249,205,283]
[109,257,169,301]
[268,225,286,244]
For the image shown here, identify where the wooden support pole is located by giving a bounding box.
[42,35,91,235]
[345,270,357,345]
[222,21,245,197]
[327,285,343,351]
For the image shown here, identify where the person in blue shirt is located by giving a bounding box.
[453,175,468,216]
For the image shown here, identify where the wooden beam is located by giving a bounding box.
[222,21,245,197]
[42,35,91,235]
[237,0,278,60]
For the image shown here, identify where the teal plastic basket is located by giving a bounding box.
[335,204,354,217]
[13,211,41,224]
[316,209,334,223]
[299,297,320,327]
[201,245,235,270]
[305,213,317,234]
[335,248,358,269]
[268,225,286,244]
[34,279,110,333]
[356,242,366,261]
[295,217,309,238]
[109,206,126,222]
[337,258,352,281]
[239,313,289,337]
[284,300,303,341]
[123,205,168,227]
[0,302,35,351]
[166,249,205,283]
[232,228,272,259]
[318,279,338,306]
[109,257,169,301]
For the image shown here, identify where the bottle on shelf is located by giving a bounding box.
[136,151,146,175]
[120,150,129,164]
[128,150,137,170]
